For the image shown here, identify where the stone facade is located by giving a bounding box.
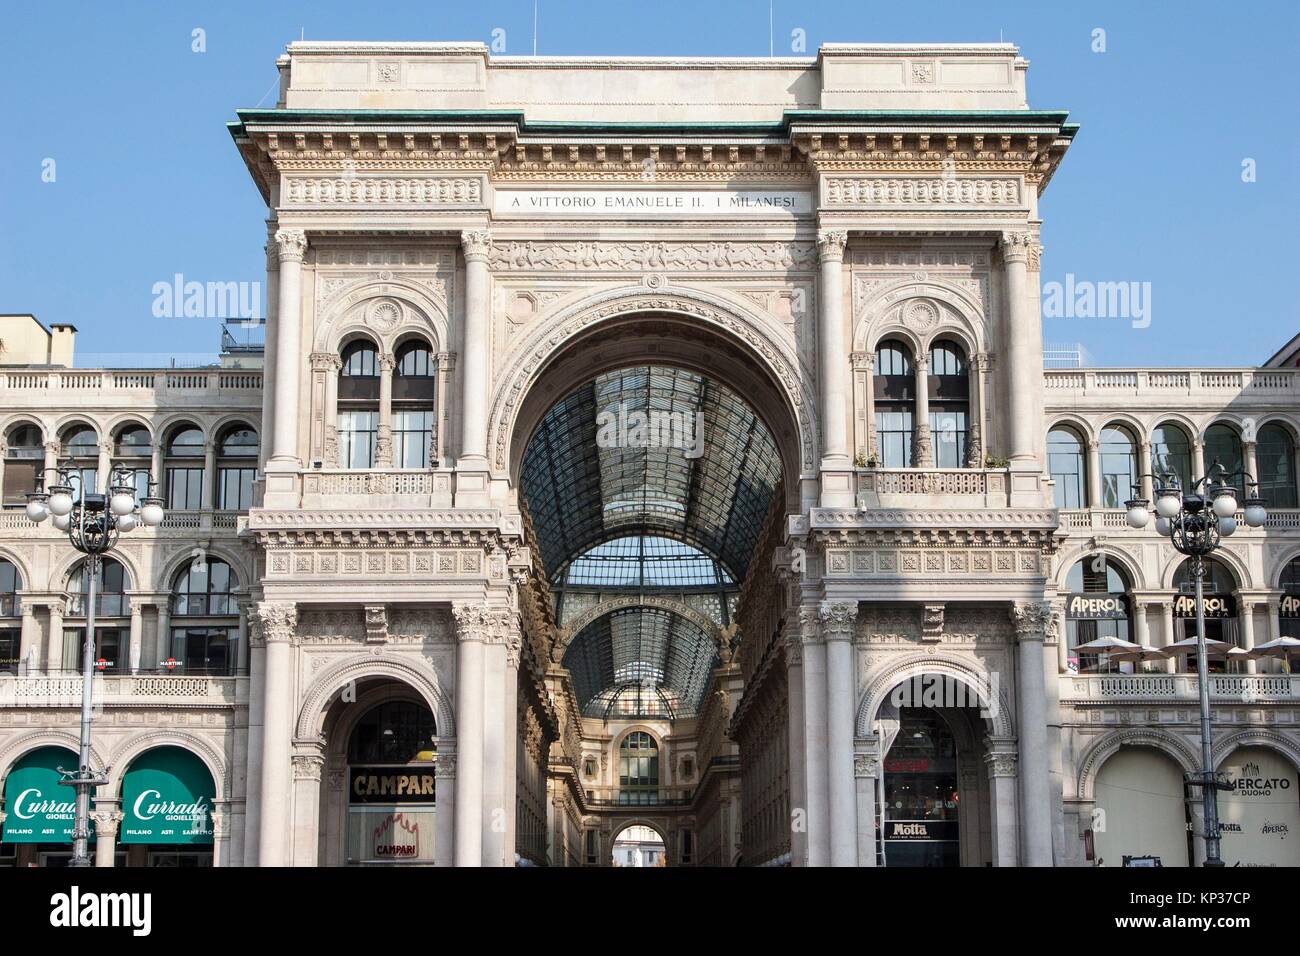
[0,41,1296,867]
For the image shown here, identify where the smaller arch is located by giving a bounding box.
[856,654,1015,739]
[106,733,230,802]
[1053,545,1144,592]
[0,733,105,784]
[1161,549,1251,591]
[314,279,450,356]
[1073,728,1199,801]
[296,655,456,741]
[1044,414,1097,444]
[1212,730,1300,778]
[854,278,988,356]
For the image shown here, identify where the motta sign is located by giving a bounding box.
[1066,594,1129,620]
[350,767,437,804]
[883,820,959,842]
[1173,594,1236,618]
[492,187,812,217]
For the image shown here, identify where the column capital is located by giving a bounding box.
[796,604,824,645]
[309,351,340,371]
[452,603,516,644]
[818,600,858,640]
[461,229,493,262]
[999,230,1037,264]
[434,752,457,779]
[292,753,324,782]
[853,753,881,779]
[91,809,124,836]
[984,749,1019,778]
[850,350,873,371]
[274,229,308,262]
[816,229,848,262]
[378,353,396,372]
[1010,601,1053,642]
[250,601,298,646]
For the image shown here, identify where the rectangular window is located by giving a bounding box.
[929,410,968,469]
[875,410,914,468]
[2,459,39,507]
[174,627,233,675]
[338,411,377,469]
[218,467,255,510]
[63,628,124,673]
[166,467,204,510]
[392,410,433,469]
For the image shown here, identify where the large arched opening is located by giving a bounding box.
[509,309,805,866]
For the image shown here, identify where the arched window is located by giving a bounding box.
[1064,556,1132,673]
[216,424,258,511]
[392,341,436,469]
[113,424,153,501]
[1173,557,1240,672]
[338,341,380,469]
[1151,422,1192,491]
[618,731,660,805]
[1099,424,1138,508]
[1280,556,1300,639]
[60,424,99,494]
[928,340,969,468]
[874,340,915,468]
[0,560,22,673]
[1048,425,1088,509]
[1205,423,1245,497]
[164,424,205,510]
[1256,424,1297,509]
[348,700,437,764]
[3,422,44,507]
[170,557,238,674]
[65,557,130,673]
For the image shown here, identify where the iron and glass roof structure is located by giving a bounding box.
[522,366,781,720]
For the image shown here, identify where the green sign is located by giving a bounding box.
[120,747,214,845]
[2,746,84,843]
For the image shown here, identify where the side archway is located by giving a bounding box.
[295,655,456,741]
[856,653,1015,739]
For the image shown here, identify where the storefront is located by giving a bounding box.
[1280,557,1300,641]
[0,746,112,866]
[1064,556,1133,673]
[119,747,215,866]
[1216,746,1300,866]
[345,701,438,865]
[1092,746,1191,867]
[880,709,961,867]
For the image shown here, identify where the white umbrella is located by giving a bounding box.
[1073,636,1143,654]
[1163,636,1232,658]
[1112,645,1172,663]
[1248,636,1300,659]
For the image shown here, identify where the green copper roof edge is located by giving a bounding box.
[228,107,1073,139]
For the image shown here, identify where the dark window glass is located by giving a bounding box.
[1151,423,1192,491]
[876,343,912,377]
[618,731,660,804]
[348,701,437,764]
[928,342,966,376]
[1257,424,1297,509]
[1099,425,1137,508]
[341,343,379,377]
[66,559,128,618]
[396,344,434,377]
[166,467,204,510]
[62,426,98,455]
[0,560,21,618]
[173,558,235,616]
[166,426,205,457]
[218,426,258,457]
[114,425,151,457]
[1205,424,1245,496]
[218,468,254,510]
[1048,426,1087,508]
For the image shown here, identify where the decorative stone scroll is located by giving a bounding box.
[486,240,818,273]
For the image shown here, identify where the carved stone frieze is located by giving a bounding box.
[486,239,817,273]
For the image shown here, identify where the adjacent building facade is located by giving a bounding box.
[1,42,1297,867]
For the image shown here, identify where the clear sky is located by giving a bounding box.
[1,1,1296,367]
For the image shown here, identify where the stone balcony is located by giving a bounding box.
[1059,508,1300,533]
[0,367,262,402]
[0,674,247,710]
[855,467,1050,510]
[1060,673,1300,705]
[298,468,455,509]
[1043,367,1298,404]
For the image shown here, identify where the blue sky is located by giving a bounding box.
[1,0,1296,366]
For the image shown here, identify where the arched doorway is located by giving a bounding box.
[611,823,666,867]
[1092,746,1191,867]
[326,693,441,866]
[118,746,216,867]
[1063,555,1134,673]
[877,696,994,867]
[1173,557,1240,672]
[1216,745,1300,866]
[506,309,805,867]
[1,745,84,866]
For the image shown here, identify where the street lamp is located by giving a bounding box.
[25,461,164,867]
[1125,461,1267,867]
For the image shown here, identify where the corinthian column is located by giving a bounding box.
[452,603,487,866]
[459,230,491,466]
[782,622,807,866]
[913,354,933,468]
[92,809,122,867]
[253,601,297,867]
[821,601,858,866]
[1000,232,1044,465]
[268,229,307,473]
[376,353,395,467]
[1011,601,1053,866]
[798,605,830,865]
[816,230,851,482]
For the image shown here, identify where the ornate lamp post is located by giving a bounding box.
[1125,461,1267,866]
[24,462,164,867]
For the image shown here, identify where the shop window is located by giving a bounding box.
[65,558,130,673]
[346,701,438,865]
[0,559,21,673]
[1064,556,1132,672]
[1173,557,1240,672]
[880,708,960,867]
[1277,557,1300,639]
